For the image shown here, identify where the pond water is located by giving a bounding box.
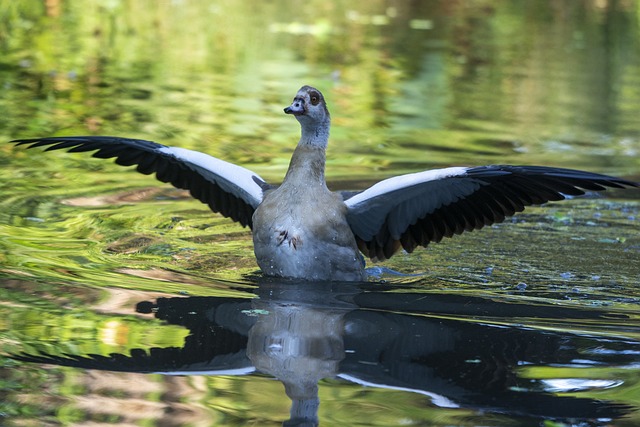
[1,1,639,426]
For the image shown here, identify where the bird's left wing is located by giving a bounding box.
[11,136,267,228]
[344,165,637,261]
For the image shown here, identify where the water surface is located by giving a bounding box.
[1,1,639,426]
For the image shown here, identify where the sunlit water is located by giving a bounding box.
[1,2,639,426]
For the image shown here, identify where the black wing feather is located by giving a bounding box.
[11,136,265,228]
[347,165,638,261]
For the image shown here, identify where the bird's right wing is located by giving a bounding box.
[11,136,267,228]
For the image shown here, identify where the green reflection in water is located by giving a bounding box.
[1,0,639,426]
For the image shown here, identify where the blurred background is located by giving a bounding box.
[1,0,639,179]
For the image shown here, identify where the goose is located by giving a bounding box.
[11,85,638,281]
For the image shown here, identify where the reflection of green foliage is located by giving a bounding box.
[1,287,189,358]
[1,0,638,178]
[0,356,60,423]
[520,364,640,425]
[0,1,639,426]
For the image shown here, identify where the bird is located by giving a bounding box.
[11,85,639,281]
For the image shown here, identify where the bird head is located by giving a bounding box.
[284,86,330,127]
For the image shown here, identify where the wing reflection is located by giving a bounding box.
[14,280,634,425]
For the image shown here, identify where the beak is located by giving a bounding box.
[284,98,304,116]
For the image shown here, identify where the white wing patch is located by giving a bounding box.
[160,146,264,207]
[345,167,469,209]
[345,166,484,241]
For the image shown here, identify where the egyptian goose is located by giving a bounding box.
[11,86,638,281]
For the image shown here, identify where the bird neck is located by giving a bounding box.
[298,117,330,149]
[282,144,327,187]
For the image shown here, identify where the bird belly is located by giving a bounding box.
[252,196,365,281]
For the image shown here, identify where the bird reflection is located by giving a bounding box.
[14,279,635,425]
[247,294,347,427]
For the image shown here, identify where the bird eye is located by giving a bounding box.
[309,92,320,106]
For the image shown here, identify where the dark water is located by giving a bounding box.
[1,1,639,426]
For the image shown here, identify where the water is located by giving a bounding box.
[1,1,639,426]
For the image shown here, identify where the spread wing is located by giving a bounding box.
[11,136,267,228]
[344,165,638,261]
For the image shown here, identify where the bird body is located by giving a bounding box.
[10,86,638,281]
[253,144,366,281]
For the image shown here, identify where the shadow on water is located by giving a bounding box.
[10,278,637,426]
